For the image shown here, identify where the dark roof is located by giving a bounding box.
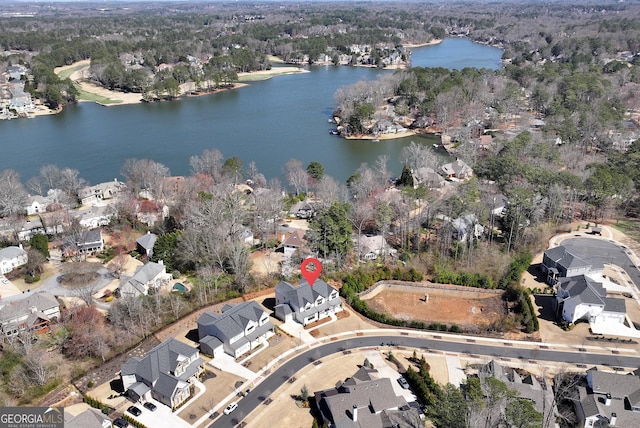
[603,297,626,314]
[558,275,606,306]
[136,232,157,250]
[544,246,591,271]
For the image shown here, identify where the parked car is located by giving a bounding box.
[398,377,410,389]
[113,418,129,428]
[143,402,157,411]
[223,402,238,415]
[127,406,142,416]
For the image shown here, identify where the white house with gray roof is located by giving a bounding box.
[121,338,204,410]
[64,407,111,428]
[0,245,27,274]
[77,179,125,206]
[0,292,59,337]
[573,368,640,427]
[541,245,595,285]
[555,275,626,325]
[275,278,342,326]
[197,301,274,358]
[119,261,171,298]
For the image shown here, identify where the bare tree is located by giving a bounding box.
[120,158,170,198]
[285,159,309,196]
[190,148,224,181]
[0,169,28,217]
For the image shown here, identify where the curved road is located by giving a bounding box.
[561,237,640,288]
[210,334,640,427]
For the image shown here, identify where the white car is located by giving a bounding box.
[223,402,238,415]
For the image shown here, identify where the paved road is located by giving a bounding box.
[2,267,114,303]
[561,237,640,288]
[209,334,640,428]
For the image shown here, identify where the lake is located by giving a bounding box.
[0,38,502,185]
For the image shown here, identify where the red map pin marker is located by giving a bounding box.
[301,258,322,286]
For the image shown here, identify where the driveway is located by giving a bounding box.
[559,237,640,289]
[130,399,192,428]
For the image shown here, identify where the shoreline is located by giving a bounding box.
[45,61,309,117]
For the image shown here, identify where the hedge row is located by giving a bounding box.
[341,266,423,300]
[432,266,495,289]
[83,395,110,415]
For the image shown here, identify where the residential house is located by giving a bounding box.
[0,292,60,337]
[239,229,254,245]
[554,274,626,325]
[25,189,63,216]
[441,159,473,180]
[275,278,342,326]
[352,235,396,260]
[489,194,509,217]
[74,205,116,228]
[119,261,171,298]
[8,82,34,114]
[314,367,422,428]
[451,214,484,242]
[278,229,306,258]
[573,368,640,427]
[0,245,28,274]
[136,232,157,259]
[137,200,169,227]
[541,246,594,285]
[64,407,112,428]
[7,65,27,81]
[121,338,204,409]
[289,200,315,219]
[412,167,445,189]
[475,360,555,427]
[197,301,274,358]
[62,229,104,257]
[77,179,125,206]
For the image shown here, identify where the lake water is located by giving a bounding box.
[0,38,502,185]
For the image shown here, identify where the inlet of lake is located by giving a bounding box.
[1,38,503,185]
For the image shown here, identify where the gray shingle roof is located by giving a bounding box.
[0,246,27,261]
[197,301,271,343]
[603,297,626,314]
[136,233,157,251]
[64,408,111,428]
[558,275,606,306]
[0,292,59,324]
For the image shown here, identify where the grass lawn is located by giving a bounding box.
[613,219,640,242]
[76,86,123,105]
[56,63,86,80]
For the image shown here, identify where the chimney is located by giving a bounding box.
[610,412,617,426]
[352,405,358,422]
[605,393,612,406]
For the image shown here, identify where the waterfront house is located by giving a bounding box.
[275,278,342,326]
[121,338,204,409]
[412,167,445,189]
[77,179,125,206]
[0,245,28,274]
[441,159,473,180]
[197,301,274,358]
[0,292,60,337]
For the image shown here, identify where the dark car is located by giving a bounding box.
[127,406,142,417]
[143,402,157,411]
[113,418,129,428]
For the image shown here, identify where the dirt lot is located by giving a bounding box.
[363,284,506,328]
[179,369,242,424]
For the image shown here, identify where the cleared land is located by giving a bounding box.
[362,283,506,328]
